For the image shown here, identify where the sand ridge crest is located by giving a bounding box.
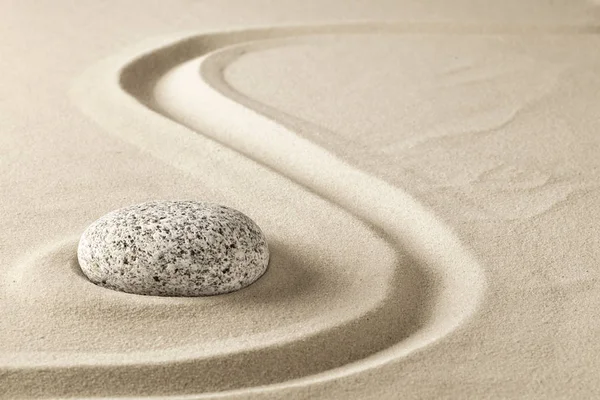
[3,23,490,398]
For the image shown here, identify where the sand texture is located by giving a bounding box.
[2,1,600,399]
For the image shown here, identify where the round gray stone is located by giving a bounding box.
[77,201,270,296]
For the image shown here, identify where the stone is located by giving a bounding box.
[77,200,270,296]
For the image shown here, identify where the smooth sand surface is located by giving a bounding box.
[2,1,600,399]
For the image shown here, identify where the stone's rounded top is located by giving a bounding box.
[77,200,270,297]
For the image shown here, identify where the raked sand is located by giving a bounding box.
[2,1,600,399]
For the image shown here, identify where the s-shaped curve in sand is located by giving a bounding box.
[4,23,488,398]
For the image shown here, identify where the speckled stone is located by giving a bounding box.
[77,201,270,296]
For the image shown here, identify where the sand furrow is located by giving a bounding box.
[3,24,488,398]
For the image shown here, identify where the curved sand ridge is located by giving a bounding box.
[4,24,485,398]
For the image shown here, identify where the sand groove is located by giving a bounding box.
[3,24,487,398]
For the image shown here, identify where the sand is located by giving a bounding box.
[2,0,600,398]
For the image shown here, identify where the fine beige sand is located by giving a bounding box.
[2,1,600,399]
